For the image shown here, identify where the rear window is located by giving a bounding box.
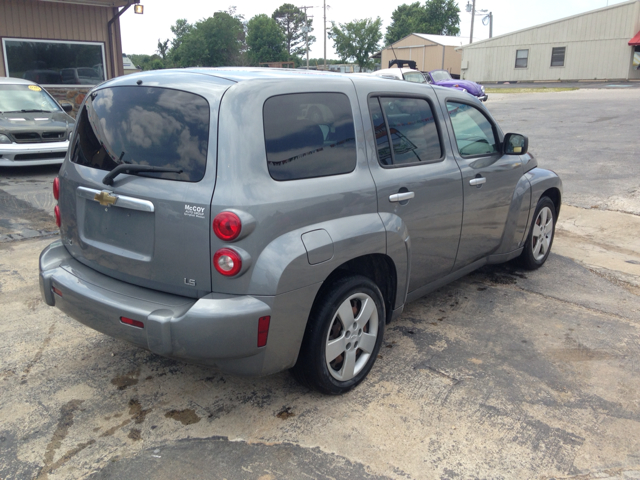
[263,93,356,181]
[71,86,210,182]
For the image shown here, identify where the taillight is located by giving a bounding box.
[213,211,242,241]
[120,316,144,328]
[54,205,61,228]
[53,177,59,200]
[257,316,270,347]
[213,248,242,276]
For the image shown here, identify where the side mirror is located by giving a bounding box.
[503,133,528,155]
[60,102,73,114]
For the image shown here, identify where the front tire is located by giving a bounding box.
[292,275,385,395]
[518,196,556,270]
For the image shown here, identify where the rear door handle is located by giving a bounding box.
[469,177,486,186]
[389,192,415,203]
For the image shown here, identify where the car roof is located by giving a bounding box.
[0,76,38,86]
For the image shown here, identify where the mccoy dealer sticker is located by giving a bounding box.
[184,204,206,219]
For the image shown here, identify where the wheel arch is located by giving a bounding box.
[541,187,562,217]
[311,254,398,324]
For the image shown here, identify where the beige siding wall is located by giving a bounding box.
[461,0,640,82]
[381,35,462,74]
[0,0,123,78]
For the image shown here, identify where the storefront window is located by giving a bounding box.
[633,46,640,70]
[2,38,106,85]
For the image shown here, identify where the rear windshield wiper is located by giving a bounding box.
[102,164,183,186]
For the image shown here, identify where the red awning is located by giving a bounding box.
[629,30,640,46]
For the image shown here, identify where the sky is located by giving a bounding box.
[119,0,630,61]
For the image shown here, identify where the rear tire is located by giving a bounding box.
[292,275,385,395]
[518,196,556,270]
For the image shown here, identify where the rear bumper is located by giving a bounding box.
[0,141,68,166]
[39,240,275,375]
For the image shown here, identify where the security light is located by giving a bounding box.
[134,4,143,14]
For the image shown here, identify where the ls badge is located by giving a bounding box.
[184,278,196,287]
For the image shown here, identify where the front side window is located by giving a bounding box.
[3,38,106,85]
[72,86,210,182]
[369,96,442,166]
[263,93,356,181]
[515,49,529,68]
[446,102,498,157]
[0,84,61,113]
[551,47,566,67]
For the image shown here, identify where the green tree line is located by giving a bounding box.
[128,1,459,71]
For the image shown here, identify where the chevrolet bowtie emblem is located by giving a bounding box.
[94,191,118,206]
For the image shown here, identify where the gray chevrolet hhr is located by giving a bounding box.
[40,68,561,394]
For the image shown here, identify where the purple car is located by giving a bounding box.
[424,70,488,102]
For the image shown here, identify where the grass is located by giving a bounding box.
[484,87,579,94]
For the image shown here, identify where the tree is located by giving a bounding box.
[272,3,315,57]
[385,0,460,45]
[385,2,425,45]
[169,19,193,52]
[170,11,246,67]
[330,17,382,70]
[157,39,169,60]
[425,0,460,36]
[246,14,287,64]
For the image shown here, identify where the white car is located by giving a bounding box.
[371,67,428,84]
[0,77,75,167]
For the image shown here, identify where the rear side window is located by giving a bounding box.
[368,96,442,166]
[263,93,356,181]
[72,86,210,182]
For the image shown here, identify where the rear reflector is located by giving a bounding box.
[120,316,144,328]
[257,316,270,347]
[52,286,63,297]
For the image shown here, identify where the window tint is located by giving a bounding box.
[446,102,498,157]
[72,86,210,182]
[264,93,356,181]
[370,97,442,166]
[551,47,566,67]
[515,49,529,68]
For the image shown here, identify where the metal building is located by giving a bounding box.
[380,34,469,76]
[458,0,640,82]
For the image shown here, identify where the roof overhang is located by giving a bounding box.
[39,0,139,7]
[629,30,640,46]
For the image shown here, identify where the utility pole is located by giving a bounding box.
[300,6,313,69]
[323,0,327,69]
[469,0,476,43]
[489,11,493,38]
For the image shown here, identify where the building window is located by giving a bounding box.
[2,38,106,86]
[515,49,529,68]
[551,47,566,67]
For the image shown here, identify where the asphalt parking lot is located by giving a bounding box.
[1,88,639,480]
